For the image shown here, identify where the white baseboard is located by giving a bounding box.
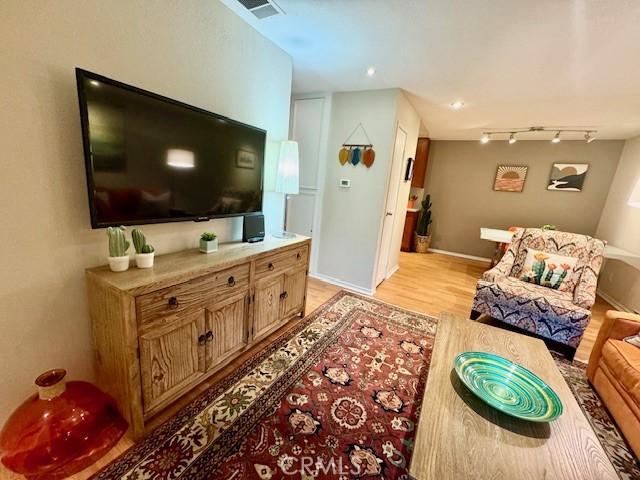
[427,248,492,263]
[385,264,399,280]
[309,272,375,296]
[596,288,635,313]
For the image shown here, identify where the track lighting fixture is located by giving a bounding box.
[479,127,597,144]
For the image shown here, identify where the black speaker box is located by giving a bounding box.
[243,213,265,243]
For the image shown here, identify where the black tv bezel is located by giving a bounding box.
[75,68,266,229]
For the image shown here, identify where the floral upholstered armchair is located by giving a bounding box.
[471,228,606,357]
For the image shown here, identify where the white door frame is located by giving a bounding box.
[375,123,407,286]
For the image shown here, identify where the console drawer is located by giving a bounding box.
[255,245,308,279]
[136,263,250,325]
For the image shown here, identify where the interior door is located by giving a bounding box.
[205,291,249,371]
[375,125,407,286]
[139,311,206,415]
[254,274,285,340]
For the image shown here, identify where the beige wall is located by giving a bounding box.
[424,140,624,258]
[0,0,292,421]
[316,89,398,292]
[596,136,640,313]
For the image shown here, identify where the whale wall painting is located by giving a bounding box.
[548,163,589,192]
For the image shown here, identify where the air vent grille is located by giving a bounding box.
[235,0,283,19]
[236,0,268,9]
[252,4,279,19]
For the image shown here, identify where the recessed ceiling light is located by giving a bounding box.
[480,134,490,144]
[366,67,376,77]
[89,80,100,87]
[450,101,464,110]
[551,131,561,144]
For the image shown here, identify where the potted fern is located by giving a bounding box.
[132,229,155,268]
[107,226,130,272]
[199,232,218,253]
[414,194,433,253]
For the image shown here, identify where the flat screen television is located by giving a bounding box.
[76,68,265,228]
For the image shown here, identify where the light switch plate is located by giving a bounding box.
[339,179,351,188]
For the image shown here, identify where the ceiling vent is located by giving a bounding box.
[236,0,283,19]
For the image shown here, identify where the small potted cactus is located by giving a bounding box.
[107,226,130,272]
[199,232,218,253]
[132,229,155,268]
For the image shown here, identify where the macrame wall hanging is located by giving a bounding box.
[338,123,376,168]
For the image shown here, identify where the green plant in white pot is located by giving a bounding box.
[107,226,130,272]
[199,232,218,253]
[414,195,433,254]
[132,229,155,268]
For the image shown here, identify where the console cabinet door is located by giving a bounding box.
[205,291,249,371]
[254,274,285,340]
[139,311,206,415]
[282,266,307,319]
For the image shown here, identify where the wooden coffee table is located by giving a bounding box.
[410,313,618,480]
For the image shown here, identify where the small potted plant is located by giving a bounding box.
[107,226,130,272]
[199,232,218,253]
[414,194,433,253]
[407,194,419,209]
[132,229,155,268]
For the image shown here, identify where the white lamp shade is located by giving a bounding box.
[275,140,299,195]
[167,149,195,169]
[629,179,640,208]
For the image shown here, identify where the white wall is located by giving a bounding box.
[0,0,292,421]
[596,136,640,313]
[315,89,399,292]
[383,91,421,276]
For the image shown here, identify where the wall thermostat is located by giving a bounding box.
[339,179,351,188]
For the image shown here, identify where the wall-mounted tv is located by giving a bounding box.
[76,68,265,228]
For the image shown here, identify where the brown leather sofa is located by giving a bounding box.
[587,310,640,459]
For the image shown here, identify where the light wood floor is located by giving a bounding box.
[0,251,611,479]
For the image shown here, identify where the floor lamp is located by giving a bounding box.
[273,140,299,239]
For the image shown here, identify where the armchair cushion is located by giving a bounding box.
[473,277,591,348]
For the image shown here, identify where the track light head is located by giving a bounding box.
[480,133,490,144]
[508,133,517,144]
[585,132,596,143]
[551,132,561,144]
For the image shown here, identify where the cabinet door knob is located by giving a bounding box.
[280,291,288,300]
[168,296,179,309]
[296,253,301,260]
[268,262,274,271]
[198,333,207,346]
[228,276,236,287]
[206,330,214,342]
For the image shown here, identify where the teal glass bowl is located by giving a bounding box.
[454,352,563,422]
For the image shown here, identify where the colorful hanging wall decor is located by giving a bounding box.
[338,123,376,168]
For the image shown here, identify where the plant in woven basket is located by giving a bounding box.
[414,195,433,254]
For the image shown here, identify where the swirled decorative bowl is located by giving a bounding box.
[454,352,563,422]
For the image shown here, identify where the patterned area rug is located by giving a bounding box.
[93,291,639,479]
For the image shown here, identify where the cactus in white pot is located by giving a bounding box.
[132,229,155,268]
[107,226,130,272]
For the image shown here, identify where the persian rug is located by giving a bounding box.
[93,291,437,479]
[94,291,639,479]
